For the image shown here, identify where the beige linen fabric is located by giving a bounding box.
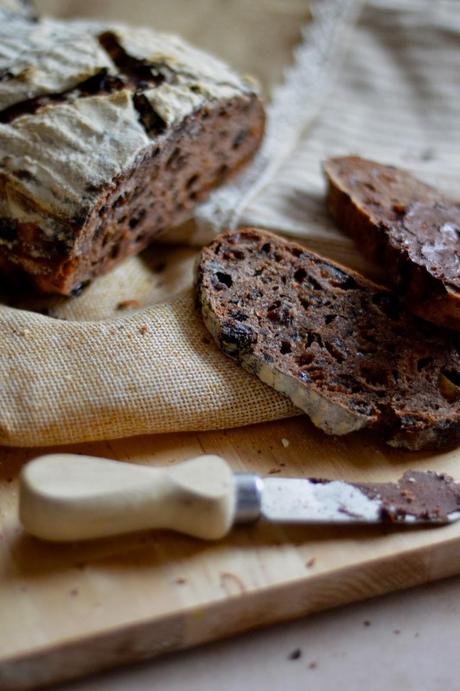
[0,292,299,446]
[1,0,459,446]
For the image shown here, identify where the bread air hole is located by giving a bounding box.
[230,248,245,260]
[230,310,248,322]
[324,340,345,364]
[307,275,322,291]
[215,271,233,288]
[232,128,248,150]
[360,366,389,389]
[280,341,292,355]
[166,147,183,170]
[307,332,323,348]
[417,356,433,371]
[128,209,146,229]
[293,268,306,282]
[372,292,401,320]
[186,173,200,189]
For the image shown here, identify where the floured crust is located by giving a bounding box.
[0,90,150,231]
[0,19,255,228]
[110,26,253,92]
[324,156,460,331]
[196,228,460,450]
[0,20,115,111]
[0,11,263,293]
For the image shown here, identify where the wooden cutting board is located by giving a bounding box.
[2,417,460,691]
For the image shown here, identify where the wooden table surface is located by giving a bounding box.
[2,416,460,690]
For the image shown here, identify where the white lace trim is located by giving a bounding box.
[193,0,363,243]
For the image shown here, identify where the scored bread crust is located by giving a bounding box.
[0,8,264,294]
[324,156,460,331]
[196,227,460,450]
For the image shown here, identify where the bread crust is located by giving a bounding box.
[324,156,460,331]
[196,227,460,450]
[0,15,264,294]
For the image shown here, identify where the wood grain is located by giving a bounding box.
[1,418,460,690]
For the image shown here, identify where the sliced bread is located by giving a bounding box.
[196,227,460,450]
[324,156,460,331]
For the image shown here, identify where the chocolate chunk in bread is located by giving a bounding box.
[324,156,460,331]
[0,15,264,295]
[196,227,460,450]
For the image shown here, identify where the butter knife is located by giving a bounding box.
[19,454,460,541]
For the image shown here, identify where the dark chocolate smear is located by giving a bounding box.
[354,470,460,522]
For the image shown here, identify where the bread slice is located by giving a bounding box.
[196,227,460,450]
[0,11,264,295]
[324,156,460,331]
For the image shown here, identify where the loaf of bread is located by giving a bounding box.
[0,6,264,295]
[324,156,460,331]
[196,228,460,450]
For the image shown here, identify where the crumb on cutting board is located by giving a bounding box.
[117,299,141,310]
[288,648,302,661]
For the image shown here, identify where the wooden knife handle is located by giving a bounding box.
[19,453,236,541]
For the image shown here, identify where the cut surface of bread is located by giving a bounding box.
[324,156,460,331]
[0,9,264,295]
[196,228,460,450]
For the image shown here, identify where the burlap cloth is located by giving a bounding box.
[1,0,458,446]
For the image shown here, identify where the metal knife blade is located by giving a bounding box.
[234,470,460,527]
[261,477,382,524]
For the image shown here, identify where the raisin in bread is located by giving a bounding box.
[0,9,264,295]
[196,228,460,450]
[324,156,460,331]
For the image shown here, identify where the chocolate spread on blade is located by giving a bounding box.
[354,470,460,522]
